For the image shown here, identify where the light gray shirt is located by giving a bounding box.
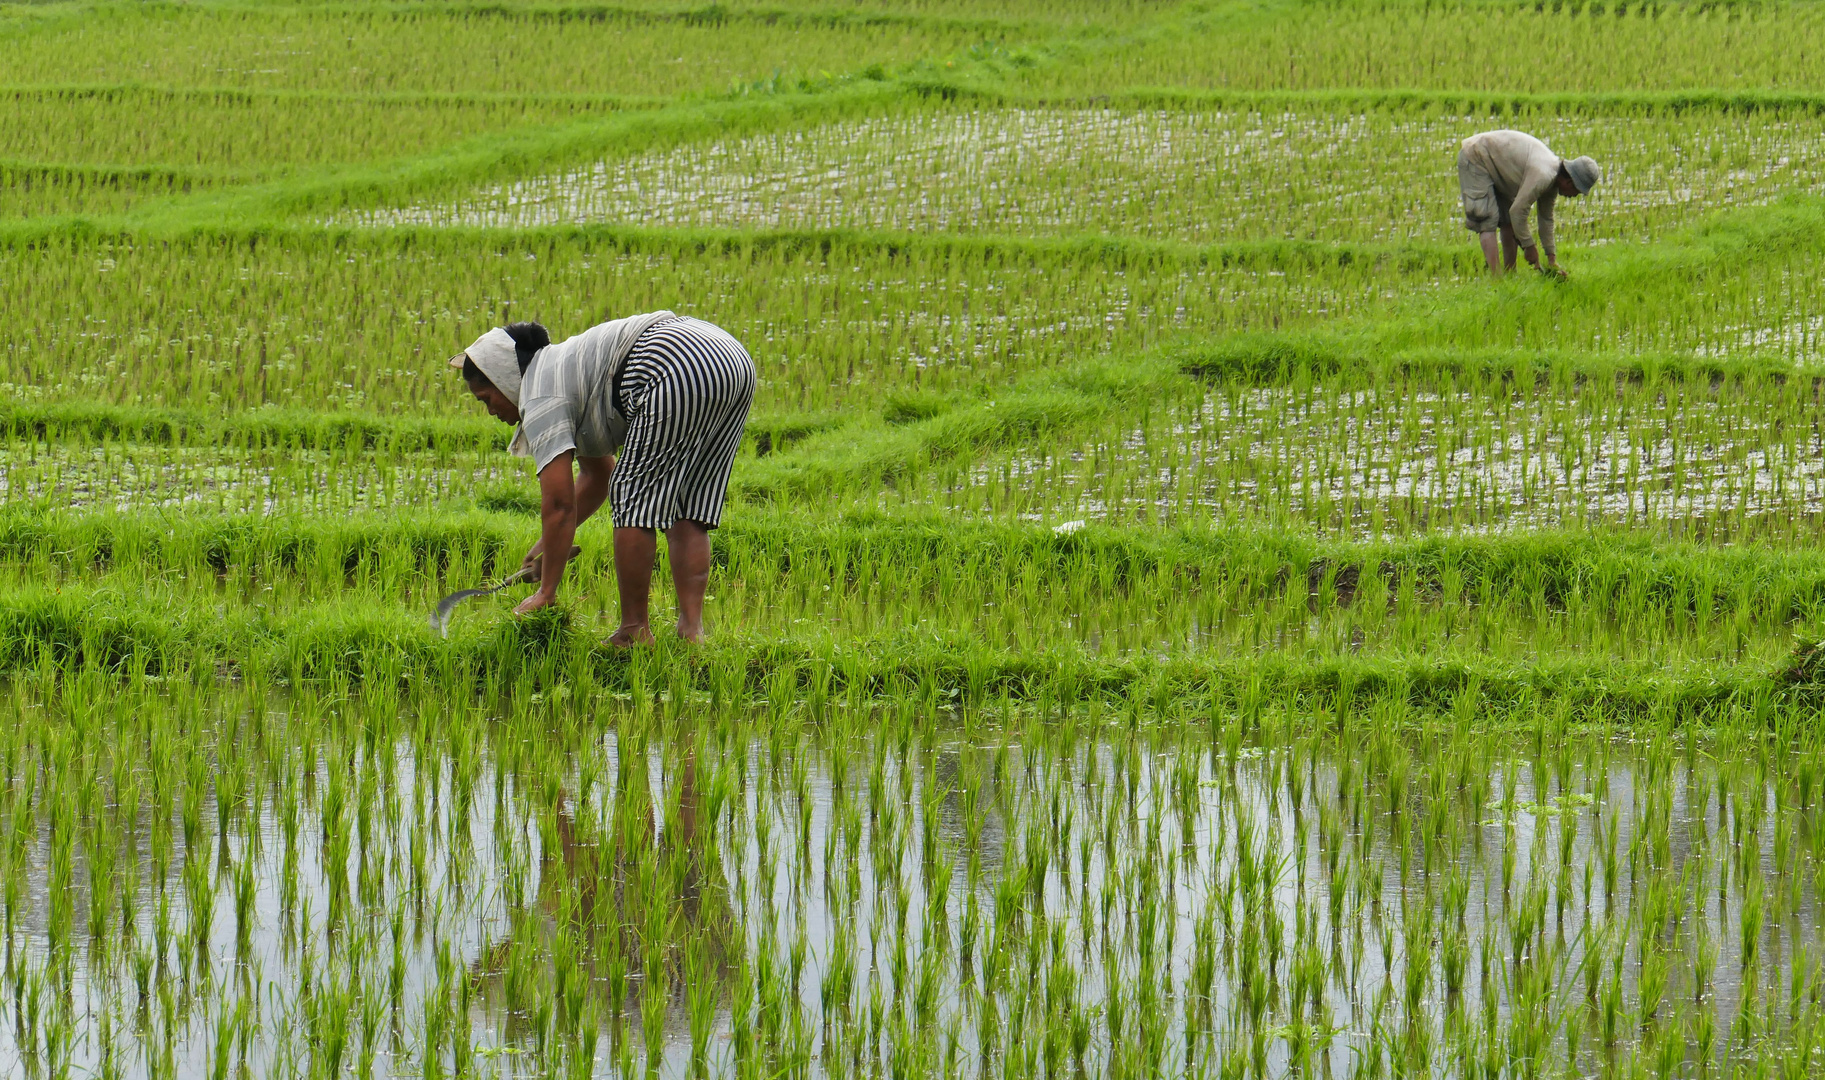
[511,310,678,472]
[1460,129,1562,259]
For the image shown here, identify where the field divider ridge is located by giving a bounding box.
[6,506,1824,625]
[984,85,1825,116]
[0,580,1796,717]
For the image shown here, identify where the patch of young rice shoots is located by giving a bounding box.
[1016,3,1825,95]
[0,8,1019,95]
[0,89,641,174]
[0,681,1815,1077]
[944,374,1825,540]
[0,164,199,220]
[340,104,1825,246]
[0,235,1416,416]
[1391,245,1825,360]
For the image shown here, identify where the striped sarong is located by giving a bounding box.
[609,317,756,531]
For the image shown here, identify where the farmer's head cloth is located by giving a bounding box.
[447,327,522,405]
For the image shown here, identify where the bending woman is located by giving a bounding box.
[450,312,755,644]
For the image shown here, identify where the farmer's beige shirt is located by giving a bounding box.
[1460,130,1562,258]
[512,311,679,472]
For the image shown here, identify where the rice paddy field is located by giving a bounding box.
[11,0,1825,1076]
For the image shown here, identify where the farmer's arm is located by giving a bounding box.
[1508,172,1555,270]
[516,451,577,614]
[1536,190,1558,268]
[518,455,612,569]
[573,454,614,527]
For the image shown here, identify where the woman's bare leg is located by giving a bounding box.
[610,526,657,646]
[667,520,712,642]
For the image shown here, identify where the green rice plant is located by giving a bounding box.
[0,5,1024,97]
[0,228,1410,419]
[0,87,646,176]
[1742,873,1765,970]
[343,101,1825,248]
[1013,1,1825,96]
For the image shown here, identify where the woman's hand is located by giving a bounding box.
[513,588,558,616]
[520,538,545,576]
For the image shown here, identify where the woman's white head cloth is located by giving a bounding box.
[447,327,522,405]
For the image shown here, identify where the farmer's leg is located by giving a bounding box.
[1460,152,1504,278]
[1500,223,1520,271]
[1479,231,1502,276]
[666,520,712,642]
[610,526,658,646]
[606,333,691,647]
[659,324,753,643]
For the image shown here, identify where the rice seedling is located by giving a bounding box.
[0,5,1025,98]
[0,87,646,175]
[342,101,1825,247]
[0,229,1416,420]
[1013,1,1825,96]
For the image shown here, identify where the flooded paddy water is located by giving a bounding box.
[912,375,1825,539]
[17,364,1825,535]
[2,677,1821,1077]
[0,441,524,516]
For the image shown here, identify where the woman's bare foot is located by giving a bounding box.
[607,624,655,648]
[676,620,705,644]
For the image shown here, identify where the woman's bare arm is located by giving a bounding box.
[574,454,614,527]
[519,454,612,571]
[516,451,577,614]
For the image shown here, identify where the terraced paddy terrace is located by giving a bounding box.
[6,0,1825,1076]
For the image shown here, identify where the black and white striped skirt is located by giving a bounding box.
[610,317,756,531]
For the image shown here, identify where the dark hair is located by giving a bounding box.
[504,321,550,374]
[460,356,488,388]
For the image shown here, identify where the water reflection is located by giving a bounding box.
[0,687,1817,1077]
